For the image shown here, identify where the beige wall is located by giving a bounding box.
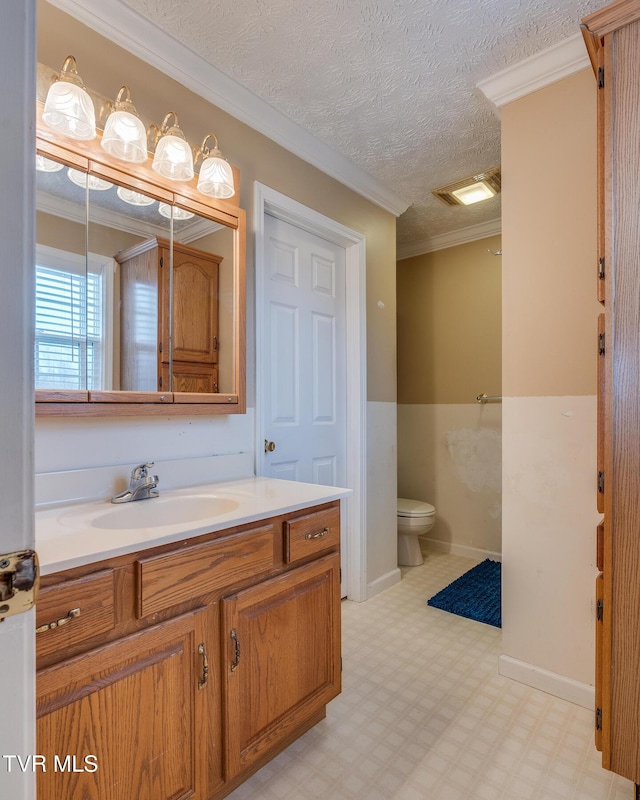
[37,1,397,404]
[501,69,600,700]
[397,235,502,405]
[502,70,600,397]
[397,235,502,556]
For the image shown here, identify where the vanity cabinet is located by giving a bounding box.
[37,608,218,800]
[117,237,221,393]
[223,554,341,778]
[582,0,640,786]
[35,501,341,800]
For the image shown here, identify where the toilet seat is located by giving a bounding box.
[397,498,435,518]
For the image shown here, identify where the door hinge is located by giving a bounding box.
[159,341,163,354]
[595,707,603,731]
[341,656,343,673]
[598,257,605,281]
[213,336,218,351]
[160,256,164,268]
[158,376,163,389]
[598,332,605,356]
[597,598,604,622]
[598,67,604,89]
[0,550,39,621]
[598,471,605,494]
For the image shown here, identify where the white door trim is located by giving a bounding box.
[1,0,36,796]
[254,183,367,602]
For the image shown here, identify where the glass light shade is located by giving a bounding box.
[450,181,497,205]
[152,134,194,181]
[67,168,113,191]
[197,155,234,199]
[36,154,64,173]
[158,203,194,220]
[42,57,96,141]
[102,110,147,163]
[117,186,156,207]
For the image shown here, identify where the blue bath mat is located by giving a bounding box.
[427,559,501,628]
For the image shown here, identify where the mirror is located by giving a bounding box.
[35,137,245,415]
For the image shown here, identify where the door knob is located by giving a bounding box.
[264,439,276,453]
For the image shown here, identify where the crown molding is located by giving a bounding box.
[477,33,590,111]
[44,0,409,217]
[397,218,502,260]
[37,188,220,243]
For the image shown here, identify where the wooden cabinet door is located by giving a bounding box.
[167,361,219,394]
[222,554,341,778]
[172,247,219,365]
[36,607,222,800]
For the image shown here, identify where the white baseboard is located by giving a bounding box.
[367,568,402,599]
[421,537,502,563]
[499,655,595,710]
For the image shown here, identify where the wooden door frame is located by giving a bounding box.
[254,183,367,602]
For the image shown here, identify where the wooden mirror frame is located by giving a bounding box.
[35,106,246,417]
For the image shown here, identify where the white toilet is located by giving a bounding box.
[397,498,436,566]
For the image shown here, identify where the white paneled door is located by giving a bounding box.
[263,213,347,490]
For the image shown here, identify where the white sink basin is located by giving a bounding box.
[63,495,240,531]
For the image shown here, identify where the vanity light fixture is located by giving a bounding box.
[151,112,194,182]
[432,167,501,207]
[67,167,113,191]
[196,134,235,199]
[116,186,156,207]
[42,56,96,141]
[101,86,147,163]
[158,203,194,221]
[36,154,64,173]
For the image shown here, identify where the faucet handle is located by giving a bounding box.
[131,462,154,480]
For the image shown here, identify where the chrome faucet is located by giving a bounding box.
[111,462,159,504]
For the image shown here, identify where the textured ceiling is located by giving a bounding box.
[122,0,602,248]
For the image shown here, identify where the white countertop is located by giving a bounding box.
[36,477,351,575]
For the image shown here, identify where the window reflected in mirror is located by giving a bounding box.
[35,155,89,391]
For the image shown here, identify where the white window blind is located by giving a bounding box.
[35,246,113,390]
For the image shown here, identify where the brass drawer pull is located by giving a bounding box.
[305,527,329,540]
[230,628,241,671]
[198,642,209,689]
[36,607,81,633]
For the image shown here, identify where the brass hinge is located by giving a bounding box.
[598,471,605,494]
[597,598,604,622]
[598,67,604,89]
[0,550,39,621]
[596,707,603,731]
[598,257,605,280]
[598,332,605,356]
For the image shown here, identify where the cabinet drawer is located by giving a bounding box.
[284,506,340,564]
[137,524,277,617]
[36,569,116,660]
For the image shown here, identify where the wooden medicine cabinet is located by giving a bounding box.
[35,105,246,417]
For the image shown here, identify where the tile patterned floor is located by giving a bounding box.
[227,553,634,799]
